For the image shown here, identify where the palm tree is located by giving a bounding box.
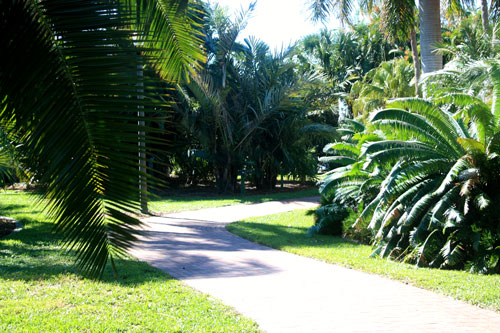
[481,0,490,32]
[0,0,204,278]
[308,0,477,76]
[380,0,421,94]
[418,0,442,73]
[350,58,415,119]
[476,0,500,34]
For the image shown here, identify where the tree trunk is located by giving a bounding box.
[410,26,421,97]
[481,0,490,34]
[418,0,442,74]
[138,62,148,214]
[215,153,238,193]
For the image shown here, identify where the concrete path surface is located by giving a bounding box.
[129,197,500,332]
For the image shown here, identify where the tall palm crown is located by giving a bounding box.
[308,0,477,75]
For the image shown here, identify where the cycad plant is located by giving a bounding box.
[316,119,383,237]
[319,61,500,273]
[1,0,204,278]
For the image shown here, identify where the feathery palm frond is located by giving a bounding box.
[1,0,203,278]
[133,0,206,82]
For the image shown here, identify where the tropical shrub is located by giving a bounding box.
[319,61,500,273]
[307,199,348,236]
[173,5,326,192]
[318,119,384,239]
[349,58,415,120]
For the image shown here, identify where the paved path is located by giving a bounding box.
[129,198,500,332]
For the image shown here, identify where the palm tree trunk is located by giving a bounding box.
[138,62,148,214]
[418,0,442,74]
[410,26,421,97]
[481,0,490,33]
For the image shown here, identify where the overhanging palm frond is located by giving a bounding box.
[308,0,356,24]
[0,0,185,278]
[308,0,335,23]
[134,0,206,82]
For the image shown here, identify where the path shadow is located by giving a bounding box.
[132,218,280,280]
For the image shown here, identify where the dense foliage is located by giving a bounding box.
[317,11,500,274]
[4,0,500,277]
[165,4,330,192]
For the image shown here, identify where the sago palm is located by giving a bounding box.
[320,60,500,272]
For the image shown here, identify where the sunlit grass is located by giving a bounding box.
[0,191,259,332]
[227,209,500,312]
[149,188,318,213]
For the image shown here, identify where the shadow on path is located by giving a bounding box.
[133,217,280,280]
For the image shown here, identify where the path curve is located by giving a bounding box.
[129,197,500,332]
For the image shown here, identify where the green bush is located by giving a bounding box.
[307,200,348,236]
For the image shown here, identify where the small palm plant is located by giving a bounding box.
[350,58,415,120]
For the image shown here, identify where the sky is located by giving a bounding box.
[211,0,340,51]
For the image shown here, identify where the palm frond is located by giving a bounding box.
[387,98,466,154]
[0,0,182,278]
[135,0,206,82]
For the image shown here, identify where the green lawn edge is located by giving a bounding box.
[226,209,500,312]
[0,191,260,332]
[148,188,318,213]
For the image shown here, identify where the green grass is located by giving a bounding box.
[0,191,259,332]
[227,209,500,312]
[149,188,318,214]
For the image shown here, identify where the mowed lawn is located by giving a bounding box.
[0,191,259,332]
[148,188,318,214]
[227,209,500,312]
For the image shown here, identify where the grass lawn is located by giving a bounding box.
[227,209,500,312]
[148,188,318,214]
[0,191,259,332]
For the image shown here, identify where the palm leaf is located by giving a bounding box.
[134,0,206,82]
[0,0,189,278]
[370,108,462,156]
[318,156,357,165]
[322,142,360,157]
[457,138,485,153]
[388,98,467,152]
[361,140,449,167]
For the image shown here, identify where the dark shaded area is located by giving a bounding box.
[0,219,176,285]
[0,220,15,238]
[151,182,316,199]
[0,196,174,286]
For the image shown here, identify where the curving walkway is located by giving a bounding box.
[129,197,500,332]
